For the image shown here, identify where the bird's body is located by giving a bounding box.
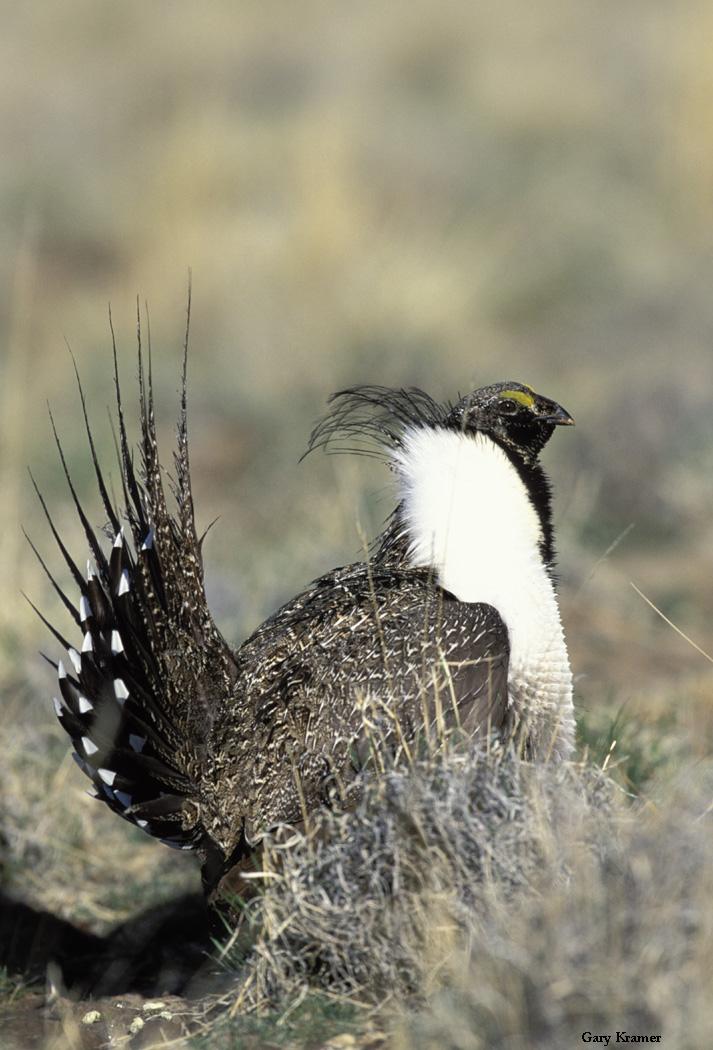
[33,341,574,897]
[205,562,510,859]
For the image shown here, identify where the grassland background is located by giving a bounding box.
[1,1,713,1044]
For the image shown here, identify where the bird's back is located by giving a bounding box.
[202,561,510,856]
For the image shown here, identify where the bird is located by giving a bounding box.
[29,328,575,903]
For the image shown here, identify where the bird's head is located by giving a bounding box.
[304,379,574,569]
[305,380,573,465]
[448,381,574,462]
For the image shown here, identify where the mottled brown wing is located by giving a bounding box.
[221,568,510,840]
[332,594,511,765]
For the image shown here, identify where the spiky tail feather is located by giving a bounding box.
[27,300,238,854]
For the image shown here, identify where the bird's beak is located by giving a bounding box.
[536,400,575,426]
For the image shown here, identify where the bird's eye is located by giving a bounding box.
[499,398,520,415]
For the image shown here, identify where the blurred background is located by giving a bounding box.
[1,0,713,928]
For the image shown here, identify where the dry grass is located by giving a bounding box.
[395,764,713,1050]
[223,743,617,1011]
[197,741,713,1048]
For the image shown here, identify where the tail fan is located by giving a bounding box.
[27,303,238,854]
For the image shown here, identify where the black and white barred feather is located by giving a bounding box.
[27,300,238,855]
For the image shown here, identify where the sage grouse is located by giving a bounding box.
[33,342,575,896]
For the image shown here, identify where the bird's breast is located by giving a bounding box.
[394,425,574,758]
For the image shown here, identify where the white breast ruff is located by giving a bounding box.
[393,427,574,759]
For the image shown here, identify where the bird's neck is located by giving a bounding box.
[393,428,550,594]
[393,427,573,757]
